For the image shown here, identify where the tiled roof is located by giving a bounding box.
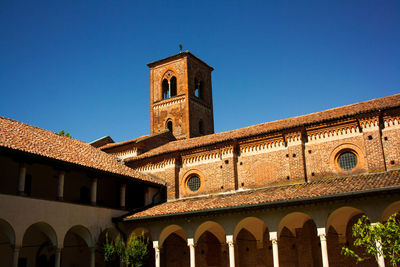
[0,116,163,185]
[89,136,115,148]
[99,134,150,150]
[124,170,400,220]
[126,94,400,161]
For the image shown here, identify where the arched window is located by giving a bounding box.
[170,76,177,97]
[194,78,202,99]
[162,79,169,99]
[199,120,204,135]
[166,120,173,133]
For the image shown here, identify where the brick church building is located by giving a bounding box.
[1,52,400,267]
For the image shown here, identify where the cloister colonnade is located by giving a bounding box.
[123,197,400,267]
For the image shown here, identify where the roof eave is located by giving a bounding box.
[147,51,214,70]
[0,146,164,187]
[120,186,400,222]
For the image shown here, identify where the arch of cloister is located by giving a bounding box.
[128,197,400,267]
[1,198,398,266]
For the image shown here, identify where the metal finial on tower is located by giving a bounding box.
[179,44,183,53]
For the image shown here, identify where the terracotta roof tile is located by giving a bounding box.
[125,170,400,220]
[126,94,400,161]
[98,135,150,150]
[0,116,163,185]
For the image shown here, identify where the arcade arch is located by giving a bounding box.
[20,222,58,267]
[62,225,93,267]
[234,217,273,267]
[159,225,189,267]
[382,200,400,221]
[278,212,322,267]
[194,221,228,267]
[0,219,15,267]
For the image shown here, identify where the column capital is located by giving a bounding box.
[226,235,234,246]
[187,237,196,247]
[153,240,161,249]
[269,231,278,241]
[317,227,326,237]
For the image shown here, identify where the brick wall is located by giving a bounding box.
[131,113,400,200]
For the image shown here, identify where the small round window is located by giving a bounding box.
[337,151,358,170]
[187,175,201,192]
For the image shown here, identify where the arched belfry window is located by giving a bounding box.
[194,78,202,99]
[161,71,178,100]
[170,76,177,97]
[166,120,173,133]
[162,79,169,99]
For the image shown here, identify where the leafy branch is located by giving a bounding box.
[342,213,400,266]
[104,232,149,267]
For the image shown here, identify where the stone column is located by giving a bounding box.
[317,228,329,267]
[270,231,279,267]
[120,184,126,208]
[55,247,62,267]
[57,171,65,200]
[18,163,26,195]
[12,246,20,267]
[168,81,171,98]
[226,235,235,267]
[89,247,96,267]
[375,239,385,267]
[153,241,161,267]
[91,178,97,205]
[188,238,196,267]
[371,223,385,267]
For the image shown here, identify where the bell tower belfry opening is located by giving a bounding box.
[148,51,215,139]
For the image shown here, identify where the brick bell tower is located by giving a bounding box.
[148,51,214,139]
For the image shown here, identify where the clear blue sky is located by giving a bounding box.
[1,1,399,143]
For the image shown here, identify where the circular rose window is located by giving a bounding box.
[187,175,201,192]
[337,151,358,170]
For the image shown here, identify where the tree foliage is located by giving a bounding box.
[104,232,149,267]
[342,212,400,266]
[58,130,71,138]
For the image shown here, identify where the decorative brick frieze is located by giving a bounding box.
[239,138,285,156]
[152,96,186,110]
[285,131,303,146]
[136,158,176,173]
[359,116,379,132]
[221,145,234,159]
[307,122,361,144]
[111,148,138,160]
[182,151,220,167]
[383,116,400,129]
